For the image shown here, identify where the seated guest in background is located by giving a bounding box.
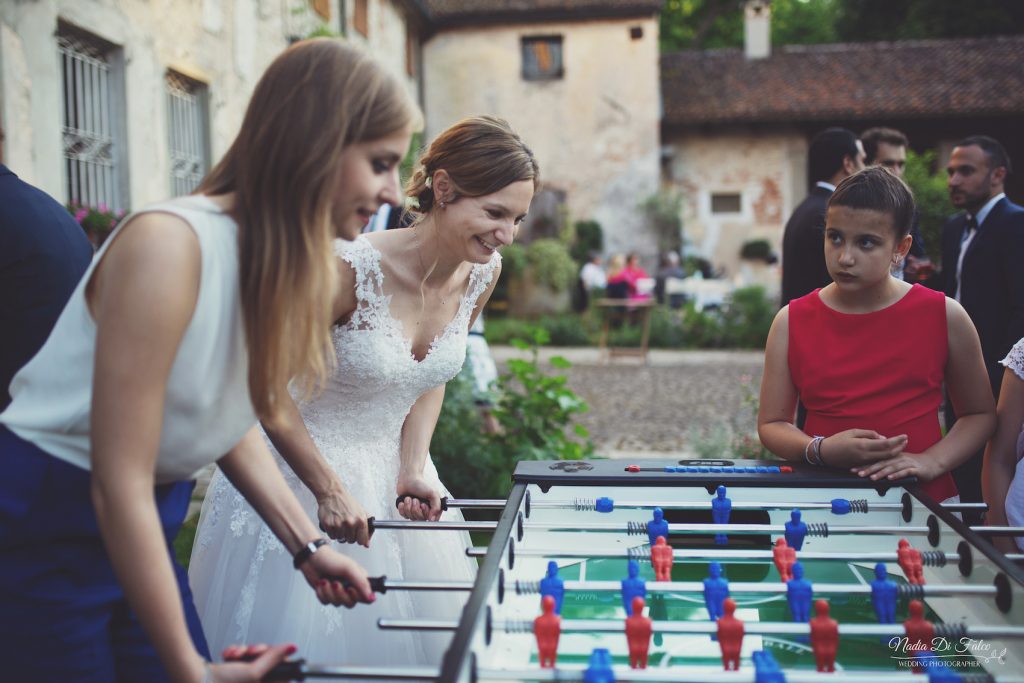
[860,127,934,282]
[654,250,685,305]
[577,251,606,311]
[759,167,994,505]
[982,336,1024,553]
[605,254,630,298]
[622,253,650,296]
[0,155,93,411]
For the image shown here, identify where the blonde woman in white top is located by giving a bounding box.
[0,40,416,683]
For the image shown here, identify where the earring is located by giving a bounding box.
[892,255,901,265]
[439,200,447,209]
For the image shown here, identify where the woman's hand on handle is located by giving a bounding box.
[299,546,375,607]
[214,643,298,682]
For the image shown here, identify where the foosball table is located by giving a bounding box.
[275,459,1024,682]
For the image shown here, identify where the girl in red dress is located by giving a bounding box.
[758,167,995,502]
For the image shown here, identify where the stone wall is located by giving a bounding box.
[422,17,661,264]
[665,127,807,283]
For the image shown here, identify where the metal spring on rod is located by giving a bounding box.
[807,522,829,537]
[626,521,647,536]
[897,584,925,600]
[573,497,596,511]
[503,619,534,634]
[933,623,967,640]
[515,581,541,596]
[627,545,651,560]
[848,499,869,513]
[921,550,948,567]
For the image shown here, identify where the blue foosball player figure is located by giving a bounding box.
[583,647,615,683]
[712,485,732,545]
[753,650,786,683]
[870,562,897,624]
[540,560,565,614]
[703,561,730,620]
[786,562,813,622]
[646,507,669,546]
[785,509,808,550]
[621,560,647,615]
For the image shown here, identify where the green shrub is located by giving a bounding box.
[500,243,528,277]
[535,314,594,346]
[903,149,953,264]
[526,239,577,292]
[431,327,594,500]
[570,220,604,265]
[483,317,535,345]
[720,286,775,348]
[739,239,774,262]
[679,303,724,348]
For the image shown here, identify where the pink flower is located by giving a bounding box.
[74,208,88,224]
[109,218,116,228]
[98,202,108,213]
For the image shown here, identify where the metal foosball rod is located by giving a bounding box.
[371,518,1024,538]
[378,617,1024,640]
[513,579,997,598]
[396,494,986,515]
[260,662,1024,683]
[466,546,1024,563]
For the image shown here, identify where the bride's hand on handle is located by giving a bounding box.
[316,485,371,547]
[211,643,298,682]
[298,546,375,607]
[396,475,443,522]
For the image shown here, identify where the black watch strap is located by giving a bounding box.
[293,537,329,569]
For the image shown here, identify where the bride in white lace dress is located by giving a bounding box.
[189,116,538,665]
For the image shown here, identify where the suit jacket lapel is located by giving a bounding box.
[964,196,1007,262]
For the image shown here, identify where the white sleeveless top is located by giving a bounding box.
[0,196,256,483]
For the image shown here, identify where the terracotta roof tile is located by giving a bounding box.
[424,0,662,27]
[661,35,1024,126]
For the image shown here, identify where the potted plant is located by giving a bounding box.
[67,202,126,248]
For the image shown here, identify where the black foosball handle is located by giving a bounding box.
[263,659,305,681]
[326,574,388,594]
[394,495,450,511]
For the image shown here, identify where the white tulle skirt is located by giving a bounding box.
[188,450,477,665]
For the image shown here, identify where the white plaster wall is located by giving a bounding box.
[0,0,421,209]
[423,17,662,263]
[666,129,807,279]
[343,0,420,105]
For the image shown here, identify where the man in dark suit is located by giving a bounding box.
[941,135,1024,510]
[860,127,934,282]
[781,128,865,306]
[0,163,93,410]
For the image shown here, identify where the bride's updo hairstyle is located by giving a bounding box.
[198,39,419,422]
[405,116,539,218]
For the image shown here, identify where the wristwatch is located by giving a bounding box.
[293,537,329,569]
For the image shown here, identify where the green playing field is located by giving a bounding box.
[542,554,958,673]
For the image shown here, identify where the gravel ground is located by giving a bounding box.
[489,346,766,459]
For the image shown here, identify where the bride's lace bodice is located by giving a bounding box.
[303,236,499,451]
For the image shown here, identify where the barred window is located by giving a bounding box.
[166,72,210,196]
[58,27,125,210]
[522,36,563,81]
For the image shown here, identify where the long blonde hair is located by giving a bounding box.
[198,39,419,422]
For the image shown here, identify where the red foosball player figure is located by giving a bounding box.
[534,595,561,668]
[772,538,796,582]
[810,599,839,672]
[651,536,674,582]
[717,597,744,671]
[625,596,653,669]
[904,599,934,673]
[897,539,925,585]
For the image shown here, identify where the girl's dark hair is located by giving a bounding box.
[828,166,916,238]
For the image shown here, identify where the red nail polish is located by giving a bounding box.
[285,644,298,655]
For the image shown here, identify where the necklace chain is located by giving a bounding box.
[412,227,448,306]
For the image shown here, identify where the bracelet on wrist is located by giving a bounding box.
[814,435,827,466]
[292,537,329,570]
[803,435,825,466]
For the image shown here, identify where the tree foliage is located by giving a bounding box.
[660,0,1023,53]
